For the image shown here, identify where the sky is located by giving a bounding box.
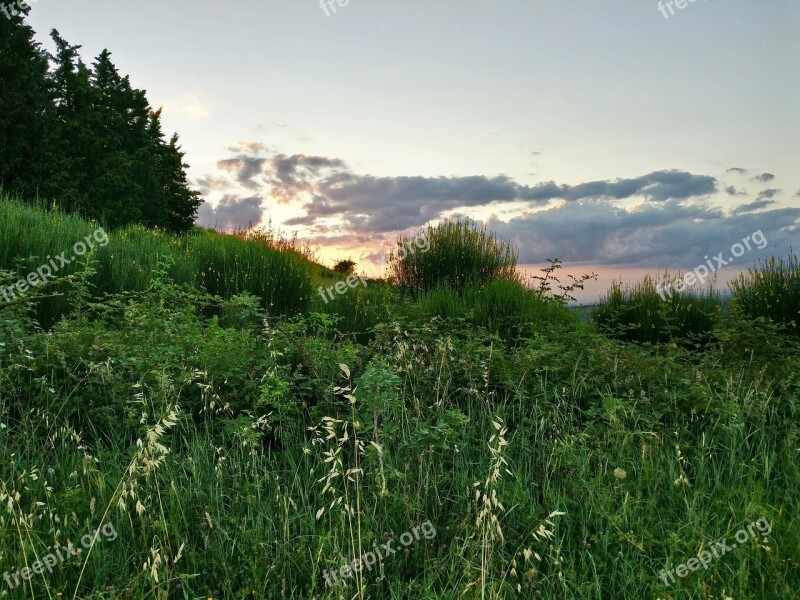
[25,0,800,302]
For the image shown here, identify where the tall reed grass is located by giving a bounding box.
[592,274,720,345]
[731,252,800,335]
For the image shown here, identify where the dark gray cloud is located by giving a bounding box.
[218,151,347,200]
[757,188,781,199]
[725,185,747,196]
[726,167,747,175]
[731,199,776,215]
[216,157,269,189]
[535,170,717,203]
[488,202,799,268]
[751,172,776,183]
[196,195,264,232]
[305,170,715,231]
[271,154,347,186]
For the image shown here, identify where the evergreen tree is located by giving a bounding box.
[0,5,54,200]
[1,11,202,232]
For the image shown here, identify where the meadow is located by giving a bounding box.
[0,195,798,599]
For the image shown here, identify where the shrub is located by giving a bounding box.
[388,218,520,296]
[730,253,800,336]
[315,280,395,343]
[333,259,357,274]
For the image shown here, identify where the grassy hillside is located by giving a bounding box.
[1,198,798,599]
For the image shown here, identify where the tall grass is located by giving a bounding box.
[1,283,795,598]
[389,218,520,296]
[0,196,313,324]
[731,252,800,335]
[312,279,396,342]
[412,279,575,343]
[592,274,720,345]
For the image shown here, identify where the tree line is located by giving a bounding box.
[0,6,201,232]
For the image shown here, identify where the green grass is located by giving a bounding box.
[1,195,798,599]
[592,274,721,345]
[0,196,314,325]
[410,279,576,344]
[731,252,800,335]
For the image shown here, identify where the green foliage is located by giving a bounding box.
[389,217,520,295]
[592,274,720,345]
[1,263,797,598]
[1,200,799,599]
[314,280,395,342]
[731,252,800,335]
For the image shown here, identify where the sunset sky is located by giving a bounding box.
[26,0,800,301]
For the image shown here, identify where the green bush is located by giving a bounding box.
[731,253,800,336]
[389,218,520,296]
[313,279,396,342]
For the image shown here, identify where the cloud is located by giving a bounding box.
[194,175,233,195]
[314,169,715,231]
[211,148,718,232]
[725,185,746,196]
[232,141,269,153]
[726,167,747,175]
[488,201,799,267]
[216,157,269,189]
[196,195,264,232]
[200,146,797,270]
[751,172,776,183]
[731,199,776,215]
[757,188,781,199]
